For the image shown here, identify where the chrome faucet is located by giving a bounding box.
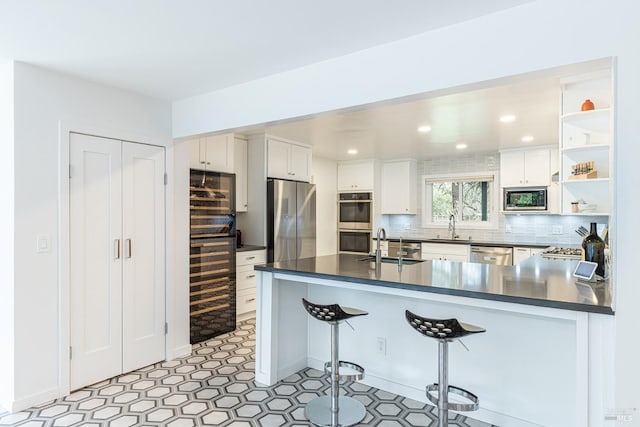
[376,227,387,266]
[448,213,459,240]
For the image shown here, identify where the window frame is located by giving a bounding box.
[421,171,499,230]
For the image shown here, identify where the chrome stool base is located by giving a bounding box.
[405,310,486,427]
[302,299,369,427]
[426,383,480,412]
[324,361,365,382]
[305,395,366,427]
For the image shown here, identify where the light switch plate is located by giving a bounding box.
[552,225,563,235]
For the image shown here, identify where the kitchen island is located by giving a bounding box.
[254,254,614,427]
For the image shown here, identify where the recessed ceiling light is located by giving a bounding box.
[417,125,432,133]
[521,136,535,142]
[499,115,516,123]
[347,149,358,155]
[456,143,467,150]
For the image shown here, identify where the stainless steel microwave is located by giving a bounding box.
[503,187,548,211]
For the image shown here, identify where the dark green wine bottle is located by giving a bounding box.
[582,222,606,277]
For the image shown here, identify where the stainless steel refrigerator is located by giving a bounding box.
[267,179,316,263]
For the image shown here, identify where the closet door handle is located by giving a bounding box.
[114,239,121,260]
[125,238,132,259]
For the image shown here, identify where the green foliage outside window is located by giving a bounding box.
[430,180,491,223]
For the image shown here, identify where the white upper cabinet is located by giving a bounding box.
[381,160,417,214]
[337,160,376,191]
[234,137,248,212]
[267,136,312,182]
[289,143,312,181]
[500,148,550,187]
[189,133,234,173]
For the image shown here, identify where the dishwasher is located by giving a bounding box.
[470,246,513,265]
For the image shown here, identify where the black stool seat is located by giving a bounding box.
[303,298,368,323]
[405,310,485,426]
[405,310,485,340]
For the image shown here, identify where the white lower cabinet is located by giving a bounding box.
[421,243,470,262]
[236,249,266,319]
[513,246,545,264]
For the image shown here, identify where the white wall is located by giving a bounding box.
[173,0,640,423]
[8,62,188,412]
[311,156,337,256]
[0,60,15,411]
[167,139,191,359]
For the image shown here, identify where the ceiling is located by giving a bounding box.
[2,0,583,161]
[241,75,563,161]
[0,0,531,100]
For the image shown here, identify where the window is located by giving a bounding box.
[422,172,498,228]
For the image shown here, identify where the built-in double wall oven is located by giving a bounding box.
[338,192,373,254]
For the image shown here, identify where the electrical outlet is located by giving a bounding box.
[376,337,387,356]
[552,225,563,235]
[36,235,50,253]
[505,224,512,233]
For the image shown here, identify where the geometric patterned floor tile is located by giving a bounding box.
[0,318,497,426]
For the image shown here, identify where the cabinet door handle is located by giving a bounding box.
[246,256,255,260]
[125,238,132,258]
[246,274,256,279]
[114,239,121,260]
[247,298,256,303]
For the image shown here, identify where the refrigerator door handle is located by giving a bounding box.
[114,239,121,260]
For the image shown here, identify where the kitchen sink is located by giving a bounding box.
[425,238,471,243]
[359,256,425,265]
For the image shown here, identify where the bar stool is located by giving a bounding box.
[405,310,485,427]
[302,298,368,427]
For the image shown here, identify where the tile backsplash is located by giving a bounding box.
[380,152,608,246]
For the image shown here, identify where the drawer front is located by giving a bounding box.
[236,265,258,291]
[236,250,266,266]
[421,243,469,256]
[237,288,257,315]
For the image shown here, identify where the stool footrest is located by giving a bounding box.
[426,383,479,412]
[323,361,365,382]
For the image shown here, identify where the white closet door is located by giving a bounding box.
[121,142,166,372]
[70,133,123,390]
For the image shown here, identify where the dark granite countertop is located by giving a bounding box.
[255,253,613,315]
[237,245,266,252]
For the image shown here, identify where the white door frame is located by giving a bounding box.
[58,120,168,396]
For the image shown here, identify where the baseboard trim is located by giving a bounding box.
[9,386,62,413]
[307,357,538,427]
[167,344,192,360]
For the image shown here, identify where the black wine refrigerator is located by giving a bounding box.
[189,169,236,344]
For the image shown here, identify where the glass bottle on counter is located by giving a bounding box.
[582,222,606,278]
